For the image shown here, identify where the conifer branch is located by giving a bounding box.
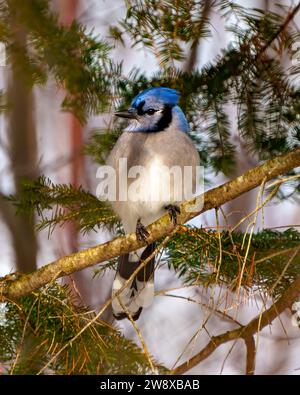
[171,274,300,375]
[184,0,213,73]
[254,1,300,61]
[0,147,299,300]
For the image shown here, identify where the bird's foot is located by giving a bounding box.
[165,204,181,225]
[136,218,149,242]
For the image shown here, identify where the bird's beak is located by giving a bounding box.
[114,109,137,119]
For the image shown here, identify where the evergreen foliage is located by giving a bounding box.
[167,226,300,298]
[8,176,118,234]
[2,0,112,121]
[0,0,300,374]
[0,283,164,374]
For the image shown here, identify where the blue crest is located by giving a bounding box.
[119,86,188,133]
[131,87,179,109]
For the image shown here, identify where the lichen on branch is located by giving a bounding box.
[0,147,299,301]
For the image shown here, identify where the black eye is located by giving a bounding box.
[146,109,156,115]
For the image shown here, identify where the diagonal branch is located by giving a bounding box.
[254,1,300,61]
[0,148,299,300]
[171,274,300,375]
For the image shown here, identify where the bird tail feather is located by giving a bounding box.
[112,243,156,321]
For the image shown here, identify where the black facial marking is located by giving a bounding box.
[154,104,172,132]
[135,101,173,132]
[136,100,146,115]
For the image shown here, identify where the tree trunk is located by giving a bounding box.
[7,22,38,273]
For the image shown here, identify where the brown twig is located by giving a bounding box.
[254,1,300,61]
[244,336,256,375]
[171,275,300,375]
[0,147,299,300]
[184,0,213,73]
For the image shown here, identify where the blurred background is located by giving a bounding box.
[0,0,300,374]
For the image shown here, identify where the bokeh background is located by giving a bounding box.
[0,0,300,374]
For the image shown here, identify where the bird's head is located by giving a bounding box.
[115,87,189,133]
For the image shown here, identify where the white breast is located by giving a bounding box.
[112,154,172,233]
[106,125,199,233]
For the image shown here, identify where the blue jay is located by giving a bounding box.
[107,87,199,320]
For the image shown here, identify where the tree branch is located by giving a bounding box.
[184,0,213,73]
[171,275,300,375]
[244,336,256,375]
[0,148,299,300]
[254,1,300,61]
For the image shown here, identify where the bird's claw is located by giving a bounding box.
[165,204,181,225]
[136,219,149,242]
